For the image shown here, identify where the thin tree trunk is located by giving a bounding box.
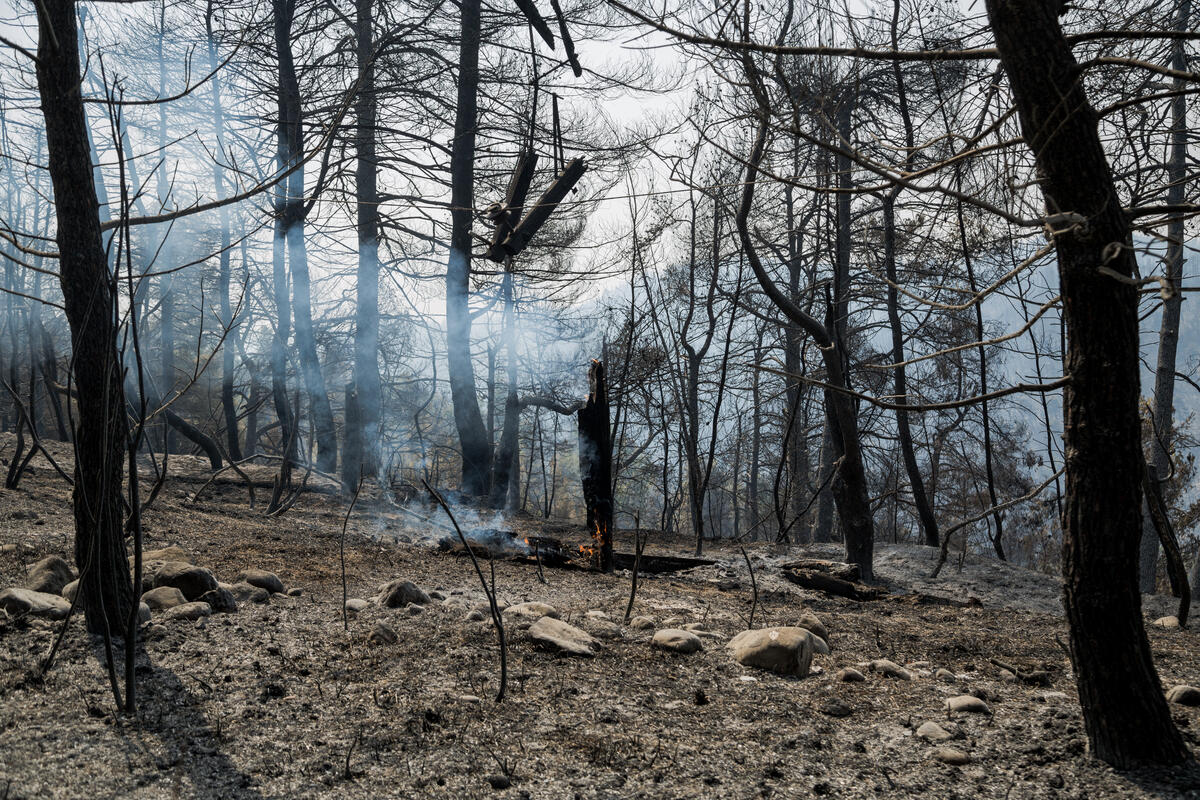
[445,0,491,497]
[35,0,133,635]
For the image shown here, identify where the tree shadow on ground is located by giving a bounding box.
[91,638,265,799]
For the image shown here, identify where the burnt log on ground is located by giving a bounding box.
[780,566,885,601]
[436,528,714,575]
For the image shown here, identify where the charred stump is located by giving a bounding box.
[578,360,613,572]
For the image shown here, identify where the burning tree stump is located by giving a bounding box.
[578,360,613,572]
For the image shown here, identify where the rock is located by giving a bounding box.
[406,603,425,616]
[135,546,191,566]
[586,609,608,620]
[230,582,270,604]
[796,611,828,643]
[141,586,188,611]
[869,659,912,680]
[727,627,815,677]
[377,580,431,609]
[1153,616,1180,629]
[198,587,238,614]
[465,608,487,622]
[811,636,831,655]
[25,555,75,595]
[628,615,655,630]
[934,668,955,681]
[528,617,598,657]
[917,722,953,742]
[368,622,398,645]
[999,669,1017,683]
[945,695,991,714]
[504,601,558,621]
[0,587,71,619]
[682,622,707,632]
[153,562,218,601]
[144,623,167,640]
[932,747,971,765]
[1166,685,1200,706]
[286,588,303,598]
[588,621,623,640]
[821,700,853,718]
[837,667,866,682]
[652,628,703,654]
[162,601,212,622]
[429,590,446,601]
[345,598,370,613]
[61,579,79,602]
[236,569,286,595]
[138,602,152,625]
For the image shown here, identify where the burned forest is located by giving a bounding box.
[2,0,1200,797]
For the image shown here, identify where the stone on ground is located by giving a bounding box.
[61,579,79,602]
[138,602,151,624]
[652,628,703,654]
[377,579,431,609]
[945,695,991,714]
[162,601,212,622]
[368,622,398,645]
[1153,616,1180,629]
[528,617,598,657]
[0,587,71,620]
[135,546,190,566]
[406,603,425,616]
[25,555,75,595]
[229,582,270,604]
[199,587,238,614]
[727,627,815,677]
[141,586,188,611]
[286,588,303,597]
[810,635,830,655]
[916,721,953,742]
[932,747,971,765]
[820,700,853,718]
[1166,685,1200,706]
[836,667,865,682]
[934,668,955,681]
[796,611,828,643]
[504,601,558,621]
[236,569,286,595]
[628,615,655,630]
[153,562,218,601]
[465,608,487,622]
[869,659,912,680]
[346,598,370,613]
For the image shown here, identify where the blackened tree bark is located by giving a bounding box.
[347,0,382,486]
[578,360,613,572]
[274,0,337,474]
[35,0,133,635]
[206,1,242,463]
[986,0,1189,767]
[445,0,492,497]
[1140,0,1191,592]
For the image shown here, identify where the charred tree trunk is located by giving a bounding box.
[35,0,133,635]
[986,0,1188,767]
[348,0,382,484]
[578,361,613,572]
[1140,0,1191,593]
[446,0,491,498]
[883,196,939,547]
[206,1,241,463]
[490,271,520,508]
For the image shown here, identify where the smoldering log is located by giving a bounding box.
[577,359,613,572]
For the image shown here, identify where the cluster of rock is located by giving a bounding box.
[0,548,295,631]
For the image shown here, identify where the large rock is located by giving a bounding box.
[162,601,212,622]
[628,615,655,630]
[61,580,79,602]
[796,611,828,643]
[0,587,71,620]
[141,586,188,611]
[869,659,912,680]
[503,601,558,622]
[199,587,238,614]
[235,569,285,595]
[25,556,74,595]
[652,628,703,654]
[1167,685,1200,706]
[345,598,370,613]
[368,622,398,645]
[377,580,431,609]
[153,562,218,601]
[944,695,991,714]
[228,582,270,604]
[727,627,815,677]
[528,617,599,657]
[917,721,953,742]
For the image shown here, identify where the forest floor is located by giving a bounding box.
[2,434,1200,799]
